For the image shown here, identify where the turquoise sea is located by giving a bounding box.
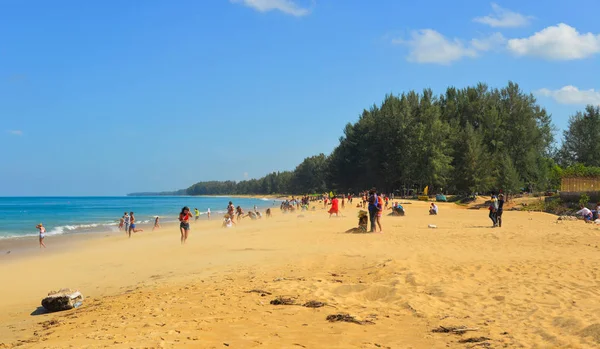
[0,196,278,239]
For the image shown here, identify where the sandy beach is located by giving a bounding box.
[1,200,600,348]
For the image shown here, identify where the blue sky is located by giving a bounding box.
[1,0,599,196]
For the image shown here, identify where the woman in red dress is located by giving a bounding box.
[328,196,339,218]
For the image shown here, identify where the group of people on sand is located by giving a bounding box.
[488,194,505,228]
[118,212,145,237]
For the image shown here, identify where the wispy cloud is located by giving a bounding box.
[231,0,310,16]
[535,86,600,105]
[8,130,23,136]
[393,31,504,65]
[507,23,600,60]
[474,3,532,28]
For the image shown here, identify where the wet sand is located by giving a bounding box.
[1,201,600,348]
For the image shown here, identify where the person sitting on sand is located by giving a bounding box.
[36,223,46,248]
[266,208,272,218]
[429,203,438,215]
[256,211,263,219]
[328,196,340,218]
[129,212,144,237]
[153,216,161,231]
[345,210,369,234]
[576,204,593,223]
[222,214,233,228]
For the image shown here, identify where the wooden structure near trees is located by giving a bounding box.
[561,177,600,193]
[560,176,600,202]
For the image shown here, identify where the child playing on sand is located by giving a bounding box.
[429,203,438,215]
[153,216,161,231]
[576,204,593,223]
[36,223,46,248]
[119,216,125,231]
[179,207,192,244]
[128,212,144,237]
[222,215,233,228]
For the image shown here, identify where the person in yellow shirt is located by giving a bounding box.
[194,208,200,221]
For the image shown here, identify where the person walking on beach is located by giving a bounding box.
[227,202,236,224]
[194,208,200,222]
[207,208,211,220]
[36,223,46,248]
[123,212,130,235]
[119,215,125,231]
[179,206,192,244]
[128,212,144,237]
[328,196,339,218]
[497,194,505,227]
[368,189,378,233]
[153,216,161,231]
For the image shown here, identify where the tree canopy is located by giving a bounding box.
[131,82,600,197]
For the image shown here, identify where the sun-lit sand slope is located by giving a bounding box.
[2,201,600,348]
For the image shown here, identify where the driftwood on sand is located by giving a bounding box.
[326,313,374,325]
[41,288,84,312]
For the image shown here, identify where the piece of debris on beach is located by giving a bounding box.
[303,300,326,308]
[245,289,272,296]
[432,325,479,334]
[270,296,296,305]
[41,288,84,312]
[326,313,374,325]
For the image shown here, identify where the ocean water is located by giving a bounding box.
[0,196,278,239]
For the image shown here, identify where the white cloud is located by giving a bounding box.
[231,0,310,16]
[394,29,477,65]
[536,86,600,105]
[474,3,532,28]
[394,31,505,65]
[470,32,506,52]
[8,130,23,136]
[507,23,600,60]
[243,172,249,179]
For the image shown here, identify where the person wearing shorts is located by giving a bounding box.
[123,212,130,235]
[37,223,46,248]
[179,206,192,244]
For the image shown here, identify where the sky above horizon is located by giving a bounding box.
[2,0,600,196]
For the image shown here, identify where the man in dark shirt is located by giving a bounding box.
[368,188,378,233]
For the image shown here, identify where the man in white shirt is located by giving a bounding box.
[576,205,593,223]
[429,203,438,215]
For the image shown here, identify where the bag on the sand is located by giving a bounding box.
[42,288,84,312]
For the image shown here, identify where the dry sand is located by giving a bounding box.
[1,201,600,348]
